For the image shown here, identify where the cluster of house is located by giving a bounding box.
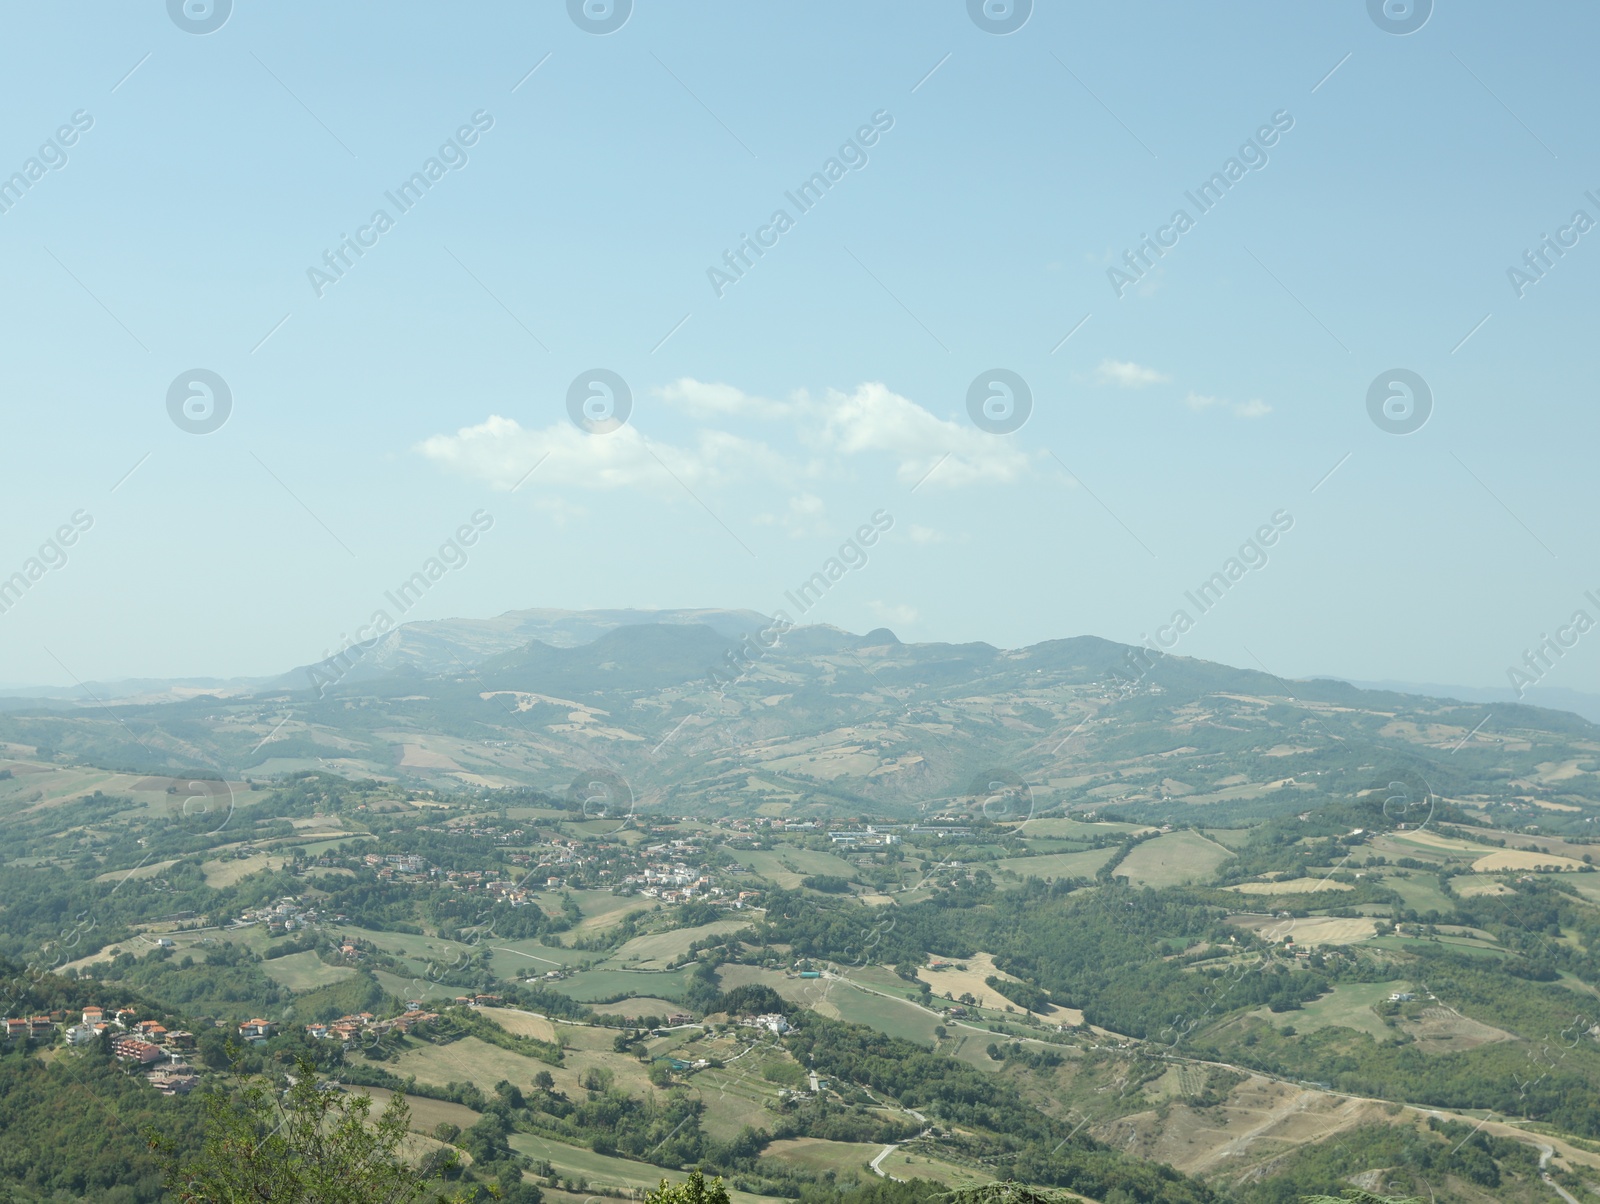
[300,1008,439,1043]
[238,896,334,934]
[344,852,571,903]
[413,823,526,843]
[830,825,902,846]
[737,1012,791,1036]
[478,875,545,905]
[363,853,428,875]
[292,994,510,1046]
[715,818,818,833]
[42,1007,203,1094]
[619,862,714,903]
[3,1015,56,1042]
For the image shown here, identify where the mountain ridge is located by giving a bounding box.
[0,611,1595,838]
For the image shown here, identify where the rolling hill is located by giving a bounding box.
[0,610,1596,836]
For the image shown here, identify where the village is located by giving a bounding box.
[0,1004,205,1096]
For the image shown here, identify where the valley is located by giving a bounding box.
[2,613,1600,1202]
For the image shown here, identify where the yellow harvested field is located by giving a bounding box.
[477,1007,557,1043]
[762,1138,878,1176]
[1385,829,1481,853]
[1453,878,1516,897]
[1116,830,1233,888]
[1225,879,1353,895]
[1408,1004,1515,1051]
[592,997,681,1019]
[202,852,286,887]
[356,1086,482,1134]
[391,1036,533,1089]
[1471,849,1587,873]
[917,951,1079,1019]
[1232,916,1377,946]
[399,743,464,770]
[92,859,178,883]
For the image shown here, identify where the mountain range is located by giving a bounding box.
[1,607,1597,834]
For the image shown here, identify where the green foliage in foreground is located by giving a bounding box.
[644,1171,732,1204]
[0,1045,202,1202]
[151,1056,472,1204]
[943,1183,1099,1204]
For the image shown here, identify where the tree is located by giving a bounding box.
[643,1171,730,1204]
[533,1070,555,1092]
[1299,1192,1423,1204]
[152,1055,470,1203]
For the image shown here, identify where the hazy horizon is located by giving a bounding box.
[5,3,1598,706]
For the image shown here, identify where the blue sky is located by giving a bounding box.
[2,1,1598,703]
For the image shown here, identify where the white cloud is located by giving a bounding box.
[415,415,783,493]
[908,525,944,544]
[654,377,789,420]
[806,382,1034,489]
[420,380,1033,496]
[1095,359,1170,389]
[1186,391,1271,419]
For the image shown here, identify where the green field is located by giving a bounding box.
[845,963,911,994]
[1367,935,1508,960]
[715,964,813,1003]
[1380,872,1458,916]
[261,950,358,992]
[551,965,695,1002]
[733,847,860,887]
[488,938,598,979]
[371,969,458,1003]
[1018,838,1091,855]
[878,1148,992,1189]
[691,1052,798,1140]
[355,1086,483,1134]
[591,996,682,1018]
[568,889,648,934]
[338,924,463,964]
[508,1135,783,1204]
[1201,827,1254,849]
[990,847,1116,881]
[813,980,943,1044]
[713,965,946,1044]
[1248,979,1407,1040]
[297,835,376,855]
[331,924,600,986]
[1115,830,1233,887]
[763,1138,879,1177]
[392,1035,553,1092]
[171,924,276,957]
[601,920,753,970]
